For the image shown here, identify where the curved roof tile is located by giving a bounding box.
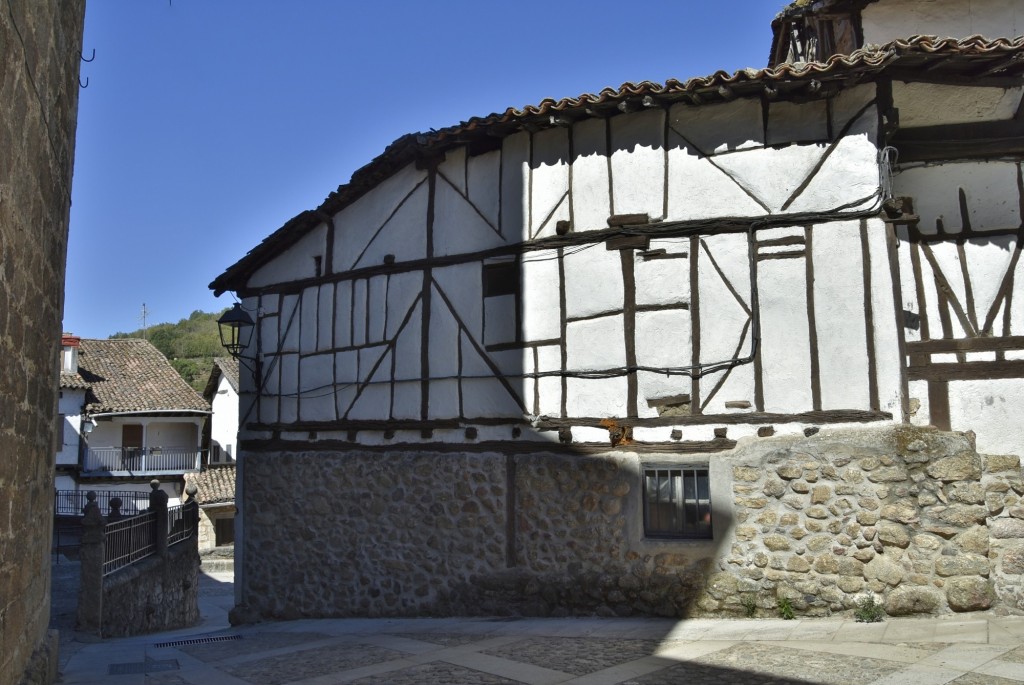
[78,338,210,415]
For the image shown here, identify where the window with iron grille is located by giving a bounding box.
[643,465,712,539]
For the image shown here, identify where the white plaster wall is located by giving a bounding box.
[767,100,828,145]
[696,232,756,414]
[862,0,1022,44]
[812,222,870,410]
[502,132,530,242]
[467,149,501,231]
[333,163,428,272]
[521,256,561,342]
[432,263,482,340]
[563,245,622,319]
[57,389,85,466]
[610,109,666,220]
[210,375,238,461]
[435,172,508,257]
[757,244,813,413]
[894,161,1022,234]
[949,378,1024,454]
[298,353,335,422]
[300,286,319,354]
[570,117,611,231]
[566,315,625,372]
[866,219,905,418]
[530,127,570,240]
[248,224,327,289]
[893,83,1023,128]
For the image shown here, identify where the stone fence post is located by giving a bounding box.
[76,492,104,636]
[185,483,200,538]
[150,479,169,558]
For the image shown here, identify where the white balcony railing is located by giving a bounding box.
[82,447,203,476]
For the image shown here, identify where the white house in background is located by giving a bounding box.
[55,336,211,513]
[203,357,240,464]
[211,0,1024,619]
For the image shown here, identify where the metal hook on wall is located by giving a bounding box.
[81,48,95,62]
[79,76,89,89]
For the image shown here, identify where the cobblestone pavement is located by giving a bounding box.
[57,572,1024,685]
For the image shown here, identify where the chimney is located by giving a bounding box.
[61,333,80,374]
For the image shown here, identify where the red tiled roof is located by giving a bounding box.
[78,338,210,415]
[203,357,240,399]
[210,35,1024,296]
[59,372,89,390]
[185,465,235,505]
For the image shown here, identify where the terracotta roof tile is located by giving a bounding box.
[59,372,89,390]
[203,357,239,400]
[78,338,210,415]
[185,465,235,504]
[211,35,1024,295]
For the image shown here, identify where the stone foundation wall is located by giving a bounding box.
[0,1,84,683]
[710,426,1023,617]
[239,426,1024,621]
[101,541,200,638]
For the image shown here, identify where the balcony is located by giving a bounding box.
[82,446,204,477]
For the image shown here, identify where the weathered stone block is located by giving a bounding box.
[991,518,1024,539]
[1002,544,1024,575]
[945,577,995,612]
[877,521,911,548]
[763,478,787,498]
[984,454,1021,473]
[936,504,987,528]
[954,527,989,556]
[837,576,865,593]
[805,506,829,519]
[864,557,905,586]
[733,466,761,482]
[764,535,791,552]
[926,451,982,482]
[881,501,918,524]
[868,466,909,483]
[948,483,986,505]
[790,480,810,494]
[776,464,803,480]
[787,557,811,573]
[811,485,832,504]
[934,553,989,578]
[884,586,942,615]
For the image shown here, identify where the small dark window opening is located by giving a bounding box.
[482,261,519,298]
[482,261,521,348]
[313,255,323,278]
[214,517,235,546]
[643,466,712,539]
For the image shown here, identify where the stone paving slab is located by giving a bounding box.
[55,572,1024,685]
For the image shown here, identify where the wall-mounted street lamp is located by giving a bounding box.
[217,303,261,389]
[217,303,255,359]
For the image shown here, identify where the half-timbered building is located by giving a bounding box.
[213,0,1024,619]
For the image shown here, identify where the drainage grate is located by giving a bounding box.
[153,634,243,649]
[109,658,179,675]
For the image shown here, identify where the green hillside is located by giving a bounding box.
[111,309,227,391]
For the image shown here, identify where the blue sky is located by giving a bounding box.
[64,0,781,339]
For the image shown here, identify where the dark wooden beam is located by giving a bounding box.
[908,336,1024,355]
[535,409,891,429]
[909,360,1024,382]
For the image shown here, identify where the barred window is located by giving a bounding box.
[643,466,712,539]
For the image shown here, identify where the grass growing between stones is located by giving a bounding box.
[854,595,885,623]
[741,594,758,618]
[777,597,795,620]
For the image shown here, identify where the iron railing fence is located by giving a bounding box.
[54,489,147,517]
[103,511,157,576]
[167,502,196,546]
[83,447,204,475]
[101,501,197,576]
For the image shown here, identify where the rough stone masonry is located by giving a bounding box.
[236,425,1023,622]
[0,2,85,684]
